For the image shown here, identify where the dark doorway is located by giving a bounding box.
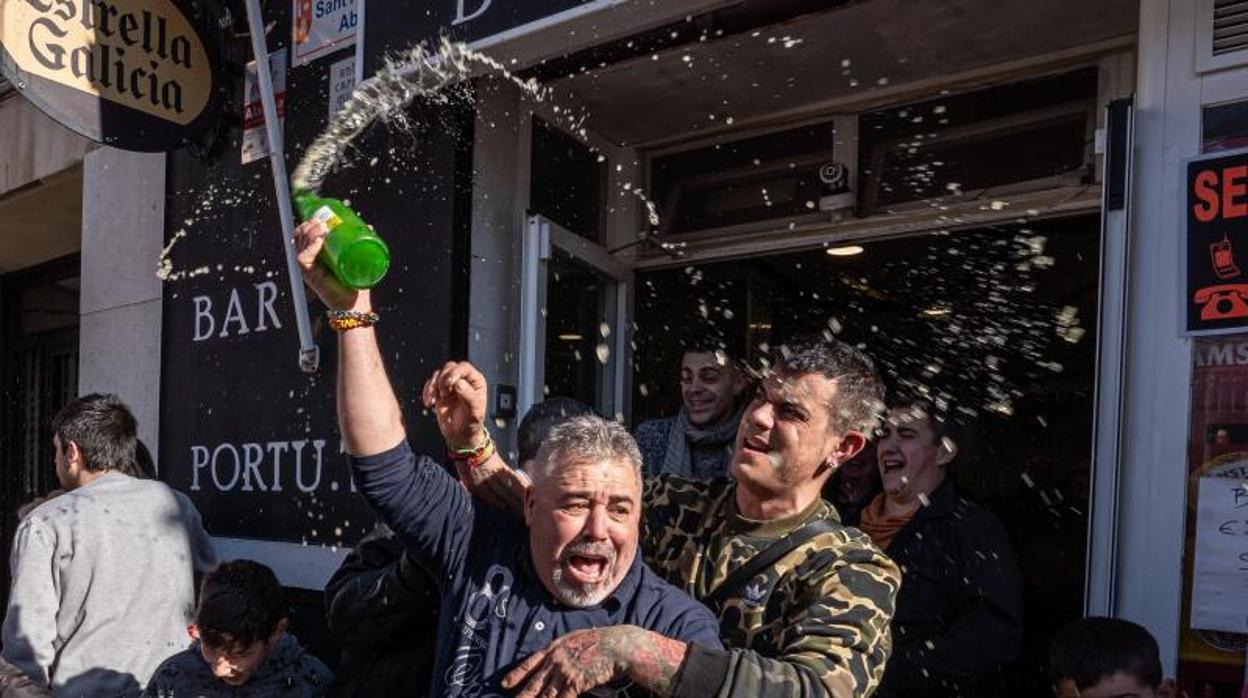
[633,214,1101,696]
[1,254,81,612]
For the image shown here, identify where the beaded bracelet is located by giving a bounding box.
[448,428,495,470]
[327,310,379,332]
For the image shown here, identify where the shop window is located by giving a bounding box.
[1179,336,1248,697]
[1202,99,1248,152]
[1173,101,1248,696]
[858,68,1097,214]
[649,121,836,235]
[530,118,605,242]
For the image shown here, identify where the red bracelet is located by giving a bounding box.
[327,310,379,332]
[447,429,495,469]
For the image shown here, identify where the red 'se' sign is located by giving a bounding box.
[1188,150,1248,334]
[1192,165,1248,222]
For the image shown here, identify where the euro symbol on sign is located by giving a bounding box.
[1219,520,1246,535]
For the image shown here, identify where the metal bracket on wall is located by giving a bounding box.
[242,0,319,374]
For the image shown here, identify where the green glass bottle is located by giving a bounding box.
[293,190,391,289]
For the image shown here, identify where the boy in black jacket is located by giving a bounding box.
[145,560,331,697]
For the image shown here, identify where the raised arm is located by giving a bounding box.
[421,359,530,516]
[293,222,470,577]
[293,220,403,456]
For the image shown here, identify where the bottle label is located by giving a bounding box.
[311,205,343,230]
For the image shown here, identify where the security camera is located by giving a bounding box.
[818,161,853,212]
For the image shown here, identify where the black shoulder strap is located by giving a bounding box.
[704,518,839,612]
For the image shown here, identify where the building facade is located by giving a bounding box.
[2,0,1246,691]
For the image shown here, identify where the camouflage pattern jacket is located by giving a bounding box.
[642,476,901,698]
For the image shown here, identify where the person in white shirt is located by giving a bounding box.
[2,393,217,696]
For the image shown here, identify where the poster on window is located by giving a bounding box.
[1191,477,1248,634]
[1186,148,1248,335]
[241,50,287,165]
[327,56,356,121]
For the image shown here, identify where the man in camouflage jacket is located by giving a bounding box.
[449,336,901,698]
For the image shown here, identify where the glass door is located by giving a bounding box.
[519,215,632,422]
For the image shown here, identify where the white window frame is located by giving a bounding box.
[1083,98,1135,617]
[518,215,634,422]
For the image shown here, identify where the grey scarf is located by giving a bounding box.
[660,405,744,480]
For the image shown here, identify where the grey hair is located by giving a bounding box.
[774,335,885,436]
[532,414,643,485]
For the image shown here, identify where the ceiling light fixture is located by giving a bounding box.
[558,334,584,342]
[826,245,865,257]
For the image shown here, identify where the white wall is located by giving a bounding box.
[77,148,166,455]
[469,78,527,457]
[468,76,648,450]
[0,96,90,195]
[1118,0,1248,673]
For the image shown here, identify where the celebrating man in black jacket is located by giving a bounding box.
[858,398,1024,698]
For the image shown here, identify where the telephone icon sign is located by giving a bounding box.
[1195,284,1248,321]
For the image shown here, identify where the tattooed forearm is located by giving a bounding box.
[607,628,690,696]
[503,626,692,698]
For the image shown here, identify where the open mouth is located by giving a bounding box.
[880,460,912,490]
[564,552,611,584]
[741,435,770,454]
[881,459,908,477]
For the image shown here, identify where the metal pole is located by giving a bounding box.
[243,0,320,373]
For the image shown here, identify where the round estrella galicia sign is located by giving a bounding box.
[0,0,219,151]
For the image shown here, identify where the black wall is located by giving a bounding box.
[363,0,592,74]
[159,0,473,663]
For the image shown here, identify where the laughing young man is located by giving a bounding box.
[863,399,1023,698]
[633,344,749,480]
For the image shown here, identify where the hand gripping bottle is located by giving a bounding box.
[293,190,391,289]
